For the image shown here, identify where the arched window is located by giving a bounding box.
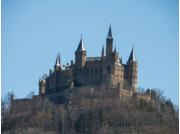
[79,68,81,75]
[83,68,86,75]
[99,68,102,75]
[87,68,89,75]
[107,66,111,74]
[95,68,98,75]
[91,68,93,76]
[76,68,78,75]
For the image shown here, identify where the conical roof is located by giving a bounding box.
[76,37,85,51]
[114,46,116,52]
[107,25,112,37]
[55,53,60,66]
[102,46,104,52]
[128,48,136,62]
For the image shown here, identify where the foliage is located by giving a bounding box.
[2,86,179,134]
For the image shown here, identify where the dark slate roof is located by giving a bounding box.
[128,48,136,62]
[55,53,60,66]
[107,25,112,37]
[76,37,85,51]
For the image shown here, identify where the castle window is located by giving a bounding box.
[87,68,89,75]
[79,68,81,75]
[82,68,86,74]
[99,68,102,75]
[95,68,98,75]
[91,68,93,76]
[107,66,111,74]
[76,68,78,75]
[83,68,86,75]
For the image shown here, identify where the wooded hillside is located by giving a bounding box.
[1,85,178,134]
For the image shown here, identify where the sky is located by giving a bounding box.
[2,0,179,105]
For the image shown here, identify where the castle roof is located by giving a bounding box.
[107,25,112,38]
[76,37,85,51]
[55,53,61,66]
[128,48,136,62]
[115,57,122,66]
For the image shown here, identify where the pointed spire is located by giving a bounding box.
[102,46,104,52]
[76,36,85,51]
[107,25,112,38]
[102,45,104,57]
[114,46,116,52]
[55,53,61,66]
[128,48,136,62]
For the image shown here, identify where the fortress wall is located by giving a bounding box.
[11,98,32,115]
[134,93,152,103]
[119,88,133,99]
[44,68,73,94]
[56,69,73,90]
[118,88,153,103]
[74,60,104,86]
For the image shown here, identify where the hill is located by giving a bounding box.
[1,84,179,134]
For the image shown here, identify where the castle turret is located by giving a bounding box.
[106,25,113,57]
[114,47,119,62]
[54,53,61,70]
[127,48,138,92]
[101,46,104,58]
[39,77,46,95]
[11,94,15,102]
[75,37,87,66]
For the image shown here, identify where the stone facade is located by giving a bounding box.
[39,26,138,95]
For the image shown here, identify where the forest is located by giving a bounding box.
[1,84,179,134]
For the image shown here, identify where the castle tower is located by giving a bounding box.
[127,48,138,92]
[101,46,104,58]
[114,47,119,62]
[11,94,15,102]
[106,25,113,57]
[75,37,87,66]
[39,79,46,95]
[54,53,61,70]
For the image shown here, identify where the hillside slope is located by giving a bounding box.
[2,85,178,134]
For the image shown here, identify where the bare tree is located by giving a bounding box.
[26,91,35,99]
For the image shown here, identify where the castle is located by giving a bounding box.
[9,26,155,115]
[39,26,138,95]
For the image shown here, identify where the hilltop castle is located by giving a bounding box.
[39,26,138,95]
[9,26,155,115]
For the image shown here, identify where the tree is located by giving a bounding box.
[1,92,14,123]
[26,91,35,99]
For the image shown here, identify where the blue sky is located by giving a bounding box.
[2,0,179,105]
